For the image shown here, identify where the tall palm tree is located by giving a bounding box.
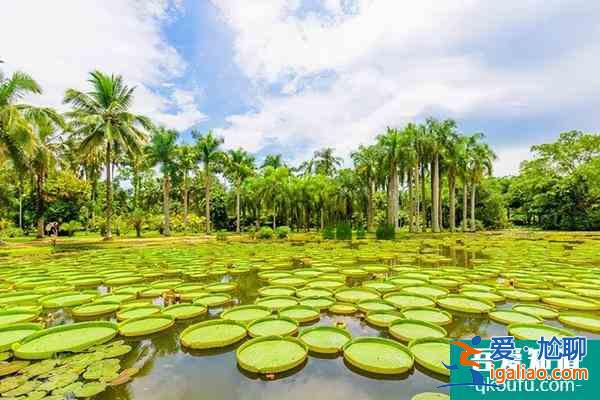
[468,136,496,231]
[225,148,255,233]
[64,71,152,239]
[194,130,224,233]
[176,144,197,230]
[444,134,467,231]
[261,154,285,169]
[146,127,178,236]
[313,147,342,176]
[351,144,379,232]
[378,127,404,229]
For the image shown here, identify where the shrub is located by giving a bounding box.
[256,226,274,239]
[375,223,395,240]
[335,222,352,240]
[322,225,335,240]
[60,220,83,237]
[275,226,290,239]
[128,209,147,237]
[356,225,366,239]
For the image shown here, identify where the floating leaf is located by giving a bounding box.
[37,371,79,392]
[2,379,40,397]
[0,375,28,393]
[109,367,139,386]
[83,358,120,381]
[0,360,29,376]
[20,359,58,378]
[73,381,107,397]
[102,344,132,358]
[51,381,83,396]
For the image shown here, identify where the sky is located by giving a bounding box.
[2,0,599,176]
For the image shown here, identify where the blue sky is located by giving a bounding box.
[3,0,600,175]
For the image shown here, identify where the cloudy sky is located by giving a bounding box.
[2,0,599,175]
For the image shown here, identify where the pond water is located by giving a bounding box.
[1,234,599,400]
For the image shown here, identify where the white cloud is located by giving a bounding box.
[0,0,205,130]
[494,145,533,177]
[211,0,600,169]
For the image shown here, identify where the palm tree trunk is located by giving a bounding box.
[36,174,44,239]
[18,180,23,229]
[366,178,374,232]
[387,164,399,229]
[105,142,113,240]
[449,174,456,231]
[432,156,440,233]
[415,163,421,232]
[272,205,276,229]
[471,182,476,231]
[421,163,426,229]
[462,181,468,232]
[408,171,414,233]
[320,207,324,230]
[204,164,211,233]
[236,177,241,233]
[163,175,171,236]
[182,173,188,230]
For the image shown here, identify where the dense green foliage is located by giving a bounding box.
[1,67,598,239]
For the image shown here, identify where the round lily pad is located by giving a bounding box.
[0,323,42,351]
[221,305,272,324]
[12,321,118,359]
[401,307,452,326]
[298,296,335,311]
[389,319,447,342]
[163,304,207,320]
[247,316,299,337]
[365,310,404,328]
[557,312,600,333]
[296,287,333,298]
[497,289,540,302]
[71,301,120,317]
[236,335,308,373]
[0,310,39,326]
[305,279,345,290]
[343,337,414,375]
[363,280,397,293]
[512,304,559,319]
[116,305,161,321]
[180,319,247,349]
[193,293,232,307]
[278,305,320,323]
[383,292,436,308]
[436,295,495,314]
[258,285,296,297]
[459,290,505,303]
[205,282,238,293]
[542,296,600,311]
[401,285,448,299]
[40,291,97,308]
[255,296,298,311]
[489,310,542,325]
[357,299,396,313]
[507,323,575,340]
[329,302,358,315]
[409,338,450,376]
[298,326,351,353]
[269,277,307,287]
[335,288,380,303]
[411,392,449,400]
[0,291,43,306]
[118,315,175,337]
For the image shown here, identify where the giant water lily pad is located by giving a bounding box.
[329,302,358,315]
[497,289,540,302]
[296,287,333,298]
[0,310,39,326]
[383,292,436,308]
[512,304,558,319]
[343,337,413,375]
[557,312,600,333]
[0,291,43,306]
[507,323,575,340]
[278,305,320,323]
[411,392,449,400]
[389,319,447,342]
[118,315,174,337]
[365,310,404,328]
[116,305,161,321]
[436,295,494,314]
[13,321,118,359]
[489,310,542,325]
[459,290,505,303]
[357,299,395,313]
[180,319,247,349]
[71,301,120,317]
[542,296,600,311]
[221,305,271,324]
[247,316,298,337]
[163,304,207,320]
[335,288,380,303]
[409,338,450,376]
[194,293,232,307]
[205,282,238,293]
[40,291,97,308]
[298,326,351,354]
[401,307,452,326]
[0,323,42,351]
[236,335,308,374]
[257,286,296,297]
[401,285,448,299]
[298,296,335,311]
[255,296,298,311]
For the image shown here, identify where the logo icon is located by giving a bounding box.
[438,336,499,388]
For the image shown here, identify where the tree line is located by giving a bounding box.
[1,69,598,239]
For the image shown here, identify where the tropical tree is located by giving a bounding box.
[225,148,255,232]
[351,145,380,231]
[64,71,152,239]
[377,127,404,229]
[194,130,224,233]
[313,147,342,176]
[146,127,178,236]
[261,154,285,169]
[444,134,467,231]
[176,144,197,230]
[468,136,496,230]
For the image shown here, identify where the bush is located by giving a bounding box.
[275,226,290,239]
[356,225,366,239]
[322,225,335,240]
[256,226,274,239]
[335,222,352,240]
[60,220,83,237]
[375,223,395,240]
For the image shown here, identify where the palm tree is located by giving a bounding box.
[64,71,152,239]
[225,148,255,233]
[377,127,404,229]
[313,147,342,176]
[194,130,224,233]
[261,154,285,169]
[176,144,197,230]
[468,136,496,231]
[444,134,467,231]
[146,127,178,236]
[351,145,379,232]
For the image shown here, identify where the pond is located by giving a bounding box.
[0,233,599,400]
